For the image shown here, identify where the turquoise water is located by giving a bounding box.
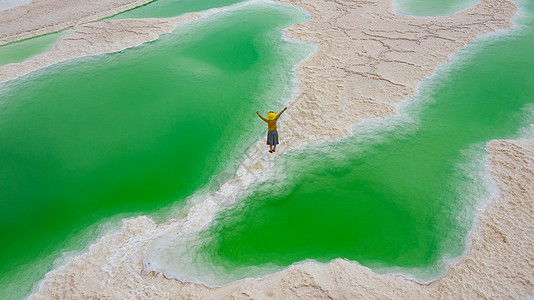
[146,0,534,286]
[0,31,67,66]
[0,2,310,298]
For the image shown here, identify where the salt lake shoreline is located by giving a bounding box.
[0,0,532,298]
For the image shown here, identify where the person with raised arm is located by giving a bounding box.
[256,107,287,153]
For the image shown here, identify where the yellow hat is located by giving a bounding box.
[267,111,276,120]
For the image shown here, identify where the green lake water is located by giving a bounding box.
[148,0,534,285]
[0,31,67,66]
[0,2,310,298]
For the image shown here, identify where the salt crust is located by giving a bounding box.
[0,0,531,298]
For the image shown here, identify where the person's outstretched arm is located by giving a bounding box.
[274,107,287,121]
[257,111,268,122]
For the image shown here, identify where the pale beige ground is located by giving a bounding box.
[0,0,153,45]
[0,0,531,298]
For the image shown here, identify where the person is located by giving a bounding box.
[256,107,287,153]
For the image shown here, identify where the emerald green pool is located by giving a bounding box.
[0,2,310,298]
[0,31,67,66]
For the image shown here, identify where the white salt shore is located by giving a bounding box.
[0,0,532,298]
